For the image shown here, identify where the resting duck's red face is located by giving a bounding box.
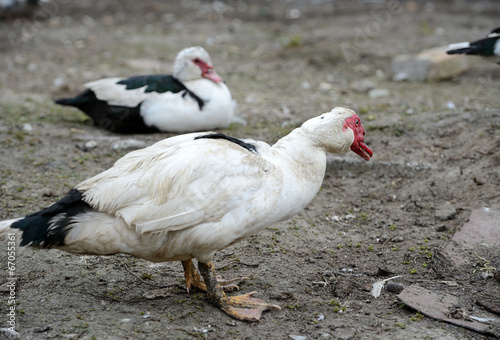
[192,58,223,83]
[343,113,373,161]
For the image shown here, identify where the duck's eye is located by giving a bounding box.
[193,58,201,64]
[356,119,359,126]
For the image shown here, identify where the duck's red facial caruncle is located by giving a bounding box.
[343,113,373,161]
[192,58,222,83]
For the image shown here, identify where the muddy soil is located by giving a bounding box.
[0,1,499,339]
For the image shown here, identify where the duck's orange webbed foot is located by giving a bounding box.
[197,261,280,322]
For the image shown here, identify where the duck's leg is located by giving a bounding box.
[198,261,280,322]
[182,259,248,292]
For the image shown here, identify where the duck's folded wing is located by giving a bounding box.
[76,138,274,235]
[85,75,201,109]
[116,74,186,94]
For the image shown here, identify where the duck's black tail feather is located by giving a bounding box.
[55,89,157,133]
[447,37,498,56]
[10,189,92,248]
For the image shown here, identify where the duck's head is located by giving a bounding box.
[301,107,373,161]
[173,46,223,83]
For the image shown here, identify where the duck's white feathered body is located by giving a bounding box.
[0,107,373,321]
[52,129,326,263]
[55,46,243,133]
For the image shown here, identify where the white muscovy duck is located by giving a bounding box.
[55,46,243,133]
[0,107,372,321]
[447,27,500,64]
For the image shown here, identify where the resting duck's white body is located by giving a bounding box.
[55,46,243,133]
[86,77,238,132]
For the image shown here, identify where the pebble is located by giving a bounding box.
[111,139,148,151]
[84,140,98,151]
[391,236,404,242]
[435,225,447,232]
[386,282,404,294]
[368,88,390,99]
[289,335,307,340]
[22,123,33,133]
[435,202,457,221]
[318,82,332,92]
[350,79,376,93]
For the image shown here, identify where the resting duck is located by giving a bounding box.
[447,27,500,64]
[0,107,372,321]
[55,46,243,133]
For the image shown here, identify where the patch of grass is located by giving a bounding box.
[411,311,425,321]
[141,273,153,280]
[328,299,346,313]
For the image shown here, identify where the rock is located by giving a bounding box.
[391,236,404,242]
[289,335,307,340]
[435,202,457,221]
[318,82,332,92]
[350,79,376,93]
[435,225,448,232]
[386,282,404,294]
[82,140,98,152]
[0,328,20,340]
[111,139,148,151]
[368,88,390,99]
[22,123,33,133]
[391,46,468,82]
[446,101,456,110]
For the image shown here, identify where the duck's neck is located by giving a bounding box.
[272,128,328,184]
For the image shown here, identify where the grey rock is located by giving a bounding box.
[435,202,457,221]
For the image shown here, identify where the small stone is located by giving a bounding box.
[435,225,447,232]
[289,335,307,340]
[111,139,148,151]
[386,282,404,294]
[84,140,98,151]
[368,88,390,99]
[473,176,485,185]
[350,79,376,93]
[391,236,404,242]
[22,123,33,133]
[0,328,20,340]
[415,219,429,227]
[0,283,11,292]
[435,202,457,221]
[379,234,389,242]
[318,82,332,92]
[34,325,52,333]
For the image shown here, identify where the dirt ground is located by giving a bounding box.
[0,0,499,339]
